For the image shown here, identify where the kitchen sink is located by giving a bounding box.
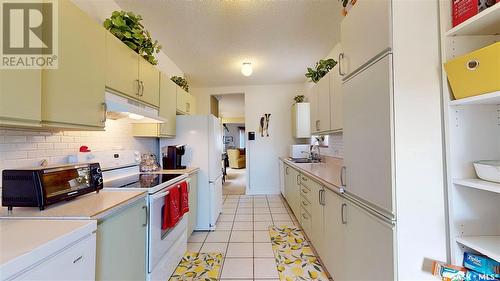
[291,158,321,164]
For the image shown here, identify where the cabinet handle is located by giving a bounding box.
[338,52,345,76]
[315,120,320,131]
[73,255,83,264]
[341,203,347,224]
[302,200,309,206]
[140,81,145,96]
[318,189,321,205]
[301,188,309,194]
[286,166,289,175]
[136,79,141,96]
[186,102,190,113]
[301,176,308,182]
[142,205,148,227]
[101,102,107,124]
[340,166,346,193]
[296,174,301,185]
[302,213,308,220]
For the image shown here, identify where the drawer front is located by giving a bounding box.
[15,234,96,281]
[300,207,312,236]
[300,184,312,203]
[300,194,312,214]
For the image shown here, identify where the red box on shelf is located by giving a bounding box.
[452,0,479,27]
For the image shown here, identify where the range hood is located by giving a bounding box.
[105,92,165,123]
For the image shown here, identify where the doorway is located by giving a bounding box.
[212,93,247,195]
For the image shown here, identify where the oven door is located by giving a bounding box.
[148,185,188,273]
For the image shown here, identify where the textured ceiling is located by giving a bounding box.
[115,0,342,87]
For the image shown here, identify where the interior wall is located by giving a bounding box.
[71,0,184,78]
[0,119,157,187]
[192,83,303,194]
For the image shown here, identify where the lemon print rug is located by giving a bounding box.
[270,226,329,281]
[169,252,223,281]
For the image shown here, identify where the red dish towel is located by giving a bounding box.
[162,186,180,230]
[179,181,189,216]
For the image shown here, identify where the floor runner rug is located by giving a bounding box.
[169,252,223,281]
[270,226,329,281]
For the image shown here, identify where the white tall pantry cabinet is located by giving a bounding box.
[339,0,447,279]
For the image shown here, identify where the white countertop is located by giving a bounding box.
[1,219,96,278]
[281,156,344,192]
[0,190,146,220]
[145,167,200,175]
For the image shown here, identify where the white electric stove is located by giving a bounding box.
[75,150,189,281]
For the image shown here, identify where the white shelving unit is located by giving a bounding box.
[456,236,500,262]
[439,1,500,265]
[453,178,500,194]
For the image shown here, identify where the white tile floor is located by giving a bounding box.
[187,194,299,280]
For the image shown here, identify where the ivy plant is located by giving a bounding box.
[294,95,305,103]
[103,11,162,65]
[171,76,189,92]
[305,58,337,83]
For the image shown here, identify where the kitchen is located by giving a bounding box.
[1,0,499,281]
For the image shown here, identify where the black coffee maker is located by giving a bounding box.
[162,145,186,169]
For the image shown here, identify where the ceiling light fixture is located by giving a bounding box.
[241,62,253,77]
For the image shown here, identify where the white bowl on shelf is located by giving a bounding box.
[473,160,500,183]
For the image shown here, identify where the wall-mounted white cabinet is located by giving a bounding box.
[291,102,311,138]
[307,69,343,135]
[176,88,196,115]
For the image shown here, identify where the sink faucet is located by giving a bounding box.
[310,140,321,163]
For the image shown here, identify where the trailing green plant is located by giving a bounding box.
[171,76,189,92]
[305,58,337,83]
[294,95,305,103]
[103,11,162,65]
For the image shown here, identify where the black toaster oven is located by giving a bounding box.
[2,163,103,210]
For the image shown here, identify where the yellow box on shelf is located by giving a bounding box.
[444,42,500,100]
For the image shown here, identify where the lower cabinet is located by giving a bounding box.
[14,233,96,281]
[188,172,199,236]
[338,200,396,281]
[281,163,396,281]
[283,164,300,217]
[96,199,148,281]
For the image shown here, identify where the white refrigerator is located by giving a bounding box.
[160,115,223,230]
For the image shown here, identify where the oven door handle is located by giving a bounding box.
[151,190,170,200]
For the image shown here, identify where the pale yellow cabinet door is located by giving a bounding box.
[330,69,343,131]
[0,69,41,127]
[96,199,147,281]
[138,58,160,107]
[323,189,345,280]
[159,73,177,137]
[188,94,197,114]
[105,32,140,98]
[308,84,319,134]
[176,87,188,114]
[317,74,331,132]
[309,183,325,257]
[42,0,106,129]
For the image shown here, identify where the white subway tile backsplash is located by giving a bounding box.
[45,136,61,142]
[0,119,157,181]
[4,135,27,143]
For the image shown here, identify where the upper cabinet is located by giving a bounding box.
[309,70,343,134]
[316,73,331,132]
[41,0,106,130]
[291,102,311,138]
[105,33,160,107]
[0,70,41,127]
[176,88,196,115]
[340,0,392,77]
[158,73,177,137]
